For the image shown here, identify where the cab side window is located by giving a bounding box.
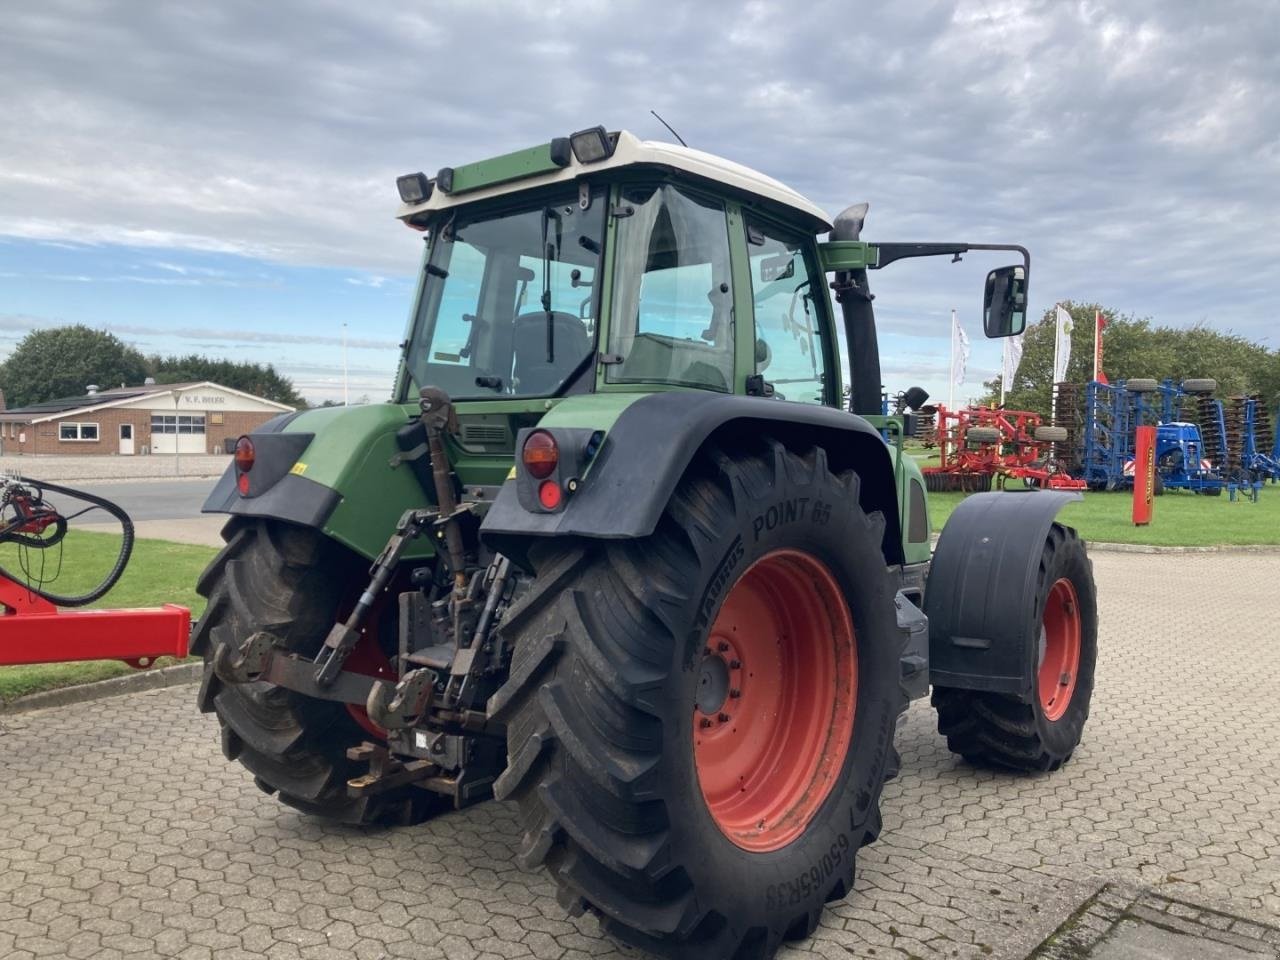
[746,222,829,405]
[607,184,734,392]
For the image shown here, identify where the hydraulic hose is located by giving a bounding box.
[0,476,134,607]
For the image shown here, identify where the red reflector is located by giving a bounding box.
[522,430,558,479]
[538,480,562,510]
[237,472,251,496]
[234,436,256,472]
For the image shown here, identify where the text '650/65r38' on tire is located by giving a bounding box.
[488,437,907,960]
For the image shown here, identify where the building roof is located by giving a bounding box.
[397,130,833,233]
[0,381,293,423]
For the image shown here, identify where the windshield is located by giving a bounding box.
[404,190,607,400]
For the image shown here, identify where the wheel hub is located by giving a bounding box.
[695,646,734,716]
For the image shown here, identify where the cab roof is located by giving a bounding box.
[395,130,832,233]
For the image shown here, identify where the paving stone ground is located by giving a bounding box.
[2,550,1278,960]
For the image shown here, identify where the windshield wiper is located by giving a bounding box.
[540,207,563,363]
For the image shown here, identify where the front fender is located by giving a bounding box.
[924,490,1083,699]
[481,391,903,568]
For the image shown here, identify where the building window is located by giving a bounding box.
[58,422,100,442]
[151,414,205,435]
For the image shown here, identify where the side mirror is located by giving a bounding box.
[983,265,1027,338]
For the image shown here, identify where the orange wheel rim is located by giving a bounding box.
[693,550,857,853]
[1038,577,1081,722]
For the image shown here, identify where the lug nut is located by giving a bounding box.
[729,689,741,699]
[699,718,713,729]
[717,641,730,652]
[728,659,741,669]
[719,713,731,722]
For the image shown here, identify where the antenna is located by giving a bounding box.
[650,110,688,147]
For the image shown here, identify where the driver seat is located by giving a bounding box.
[512,312,591,395]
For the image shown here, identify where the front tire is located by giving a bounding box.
[488,439,906,960]
[191,518,445,825]
[932,523,1097,771]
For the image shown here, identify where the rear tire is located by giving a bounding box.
[191,518,446,825]
[932,524,1096,772]
[1182,378,1217,394]
[1034,426,1069,442]
[489,438,906,960]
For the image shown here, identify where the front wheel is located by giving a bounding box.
[933,524,1097,771]
[489,438,906,960]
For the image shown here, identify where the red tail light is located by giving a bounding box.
[522,430,558,479]
[538,480,562,509]
[234,436,255,472]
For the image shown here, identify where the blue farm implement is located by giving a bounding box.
[1078,378,1227,494]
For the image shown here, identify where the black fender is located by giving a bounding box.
[201,413,339,531]
[924,490,1083,699]
[481,391,903,569]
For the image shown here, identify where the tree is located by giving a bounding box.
[0,325,149,408]
[983,302,1278,417]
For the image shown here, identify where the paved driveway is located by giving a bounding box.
[1,551,1278,960]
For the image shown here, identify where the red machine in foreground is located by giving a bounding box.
[0,476,190,668]
[922,404,1086,492]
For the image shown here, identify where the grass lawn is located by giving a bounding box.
[928,485,1280,547]
[0,531,216,703]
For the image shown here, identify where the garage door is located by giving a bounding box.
[150,414,207,454]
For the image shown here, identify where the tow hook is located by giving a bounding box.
[212,630,278,684]
[366,667,437,729]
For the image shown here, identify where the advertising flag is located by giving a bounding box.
[1053,305,1073,384]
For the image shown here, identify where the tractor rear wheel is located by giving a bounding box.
[932,524,1096,772]
[489,438,905,960]
[191,518,445,825]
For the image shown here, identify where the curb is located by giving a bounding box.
[928,535,1280,556]
[0,662,202,715]
[1084,541,1280,555]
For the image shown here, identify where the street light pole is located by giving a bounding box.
[343,322,349,406]
[172,388,181,477]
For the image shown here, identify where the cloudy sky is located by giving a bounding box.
[3,0,1277,404]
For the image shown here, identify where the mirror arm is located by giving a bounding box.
[871,242,1031,281]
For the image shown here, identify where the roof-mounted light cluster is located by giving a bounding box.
[569,126,614,163]
[397,125,617,203]
[396,172,432,205]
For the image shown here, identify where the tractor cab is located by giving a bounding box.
[394,129,839,412]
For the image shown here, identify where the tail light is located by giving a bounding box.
[234,436,256,472]
[234,437,255,496]
[522,430,559,479]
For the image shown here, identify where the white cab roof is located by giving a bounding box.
[396,130,832,232]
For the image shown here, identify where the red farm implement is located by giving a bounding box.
[922,404,1085,492]
[0,476,190,669]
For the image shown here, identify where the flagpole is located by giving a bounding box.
[1093,309,1100,382]
[1052,302,1061,392]
[999,338,1006,406]
[949,309,956,410]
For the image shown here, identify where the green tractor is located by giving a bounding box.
[194,127,1098,960]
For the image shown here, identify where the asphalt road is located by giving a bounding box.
[54,478,218,523]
